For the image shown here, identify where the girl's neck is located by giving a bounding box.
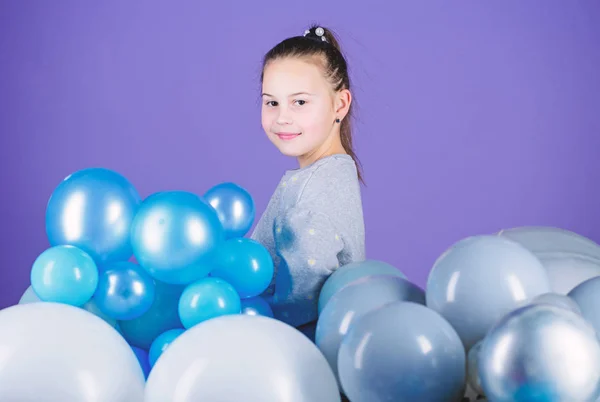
[297,139,347,168]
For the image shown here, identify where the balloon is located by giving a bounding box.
[426,235,551,350]
[144,315,340,402]
[0,303,144,401]
[178,277,241,328]
[318,260,406,314]
[467,341,484,397]
[316,275,425,384]
[497,226,600,260]
[130,191,224,284]
[148,328,185,367]
[241,296,274,317]
[118,280,184,349]
[93,261,155,320]
[337,302,465,402]
[211,238,274,298]
[530,292,581,315]
[204,182,255,238]
[45,168,141,264]
[81,297,118,327]
[131,346,151,379]
[30,245,98,306]
[18,286,40,304]
[568,276,600,337]
[537,252,600,295]
[478,304,600,402]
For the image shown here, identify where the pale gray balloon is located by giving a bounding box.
[145,314,340,402]
[479,304,600,402]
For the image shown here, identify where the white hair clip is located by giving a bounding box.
[303,27,327,42]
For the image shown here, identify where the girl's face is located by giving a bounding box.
[261,58,348,165]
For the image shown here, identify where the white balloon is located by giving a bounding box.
[538,252,600,295]
[497,226,600,260]
[18,286,41,304]
[0,303,145,402]
[145,315,340,402]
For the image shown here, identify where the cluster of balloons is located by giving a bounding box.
[313,227,600,402]
[3,166,600,402]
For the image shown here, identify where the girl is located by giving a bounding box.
[251,24,366,342]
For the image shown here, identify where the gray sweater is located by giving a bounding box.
[251,154,366,328]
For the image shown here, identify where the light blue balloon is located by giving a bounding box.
[426,235,551,350]
[568,276,600,336]
[31,245,99,306]
[338,302,466,402]
[130,191,225,285]
[149,328,185,367]
[479,304,600,402]
[178,277,241,329]
[318,260,406,314]
[18,286,41,304]
[530,292,581,315]
[241,296,274,318]
[211,238,274,298]
[204,182,255,239]
[118,280,185,349]
[93,261,155,320]
[316,275,425,384]
[45,168,141,264]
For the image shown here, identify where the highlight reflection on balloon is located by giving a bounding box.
[94,262,155,320]
[130,191,224,285]
[204,182,255,239]
[479,304,600,402]
[45,168,141,264]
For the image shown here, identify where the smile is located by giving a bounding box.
[275,132,301,141]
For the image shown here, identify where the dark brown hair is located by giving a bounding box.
[261,24,364,183]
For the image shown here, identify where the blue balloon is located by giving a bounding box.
[568,276,600,336]
[316,275,425,383]
[93,261,155,320]
[131,346,151,379]
[479,304,600,402]
[149,328,185,367]
[31,245,98,306]
[426,235,551,350]
[118,280,185,349]
[211,238,274,298]
[45,168,141,264]
[318,260,406,314]
[530,292,581,315]
[178,277,241,329]
[81,297,118,328]
[130,191,225,285]
[241,296,274,318]
[204,182,255,239]
[338,302,466,402]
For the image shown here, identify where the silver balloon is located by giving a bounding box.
[467,341,484,397]
[538,252,600,295]
[479,304,600,402]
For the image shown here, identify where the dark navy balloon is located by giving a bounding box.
[204,182,255,239]
[45,168,141,264]
[130,191,225,285]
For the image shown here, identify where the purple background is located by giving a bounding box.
[1,1,599,308]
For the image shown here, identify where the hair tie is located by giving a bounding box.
[303,27,327,42]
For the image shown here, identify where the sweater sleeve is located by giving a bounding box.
[266,205,345,327]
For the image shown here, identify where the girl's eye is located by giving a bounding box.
[265,101,278,107]
[294,100,306,106]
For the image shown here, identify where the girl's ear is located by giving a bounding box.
[334,89,352,121]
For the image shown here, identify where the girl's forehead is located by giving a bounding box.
[263,59,327,92]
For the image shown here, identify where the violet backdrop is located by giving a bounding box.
[1,1,599,308]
